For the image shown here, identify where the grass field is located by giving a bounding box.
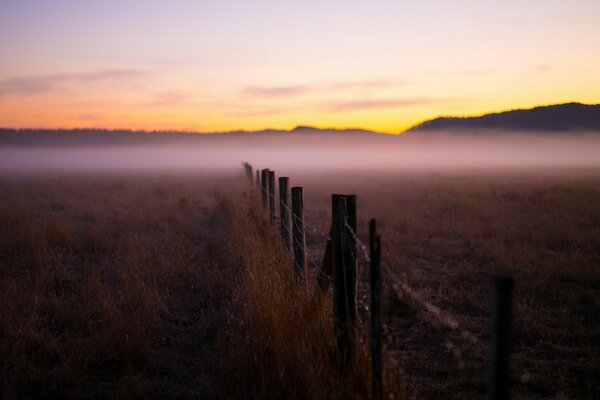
[1,168,599,399]
[287,168,600,399]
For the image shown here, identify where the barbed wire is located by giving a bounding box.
[274,214,332,281]
[294,214,332,241]
[382,263,482,346]
[290,216,332,279]
[272,215,299,263]
[252,173,533,378]
[263,180,484,358]
[342,218,483,349]
[268,191,333,241]
[343,220,371,263]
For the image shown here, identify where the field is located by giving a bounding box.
[1,168,599,399]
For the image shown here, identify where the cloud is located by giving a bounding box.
[0,69,147,97]
[532,64,552,75]
[243,77,402,98]
[78,113,103,121]
[225,107,292,117]
[145,90,191,107]
[457,69,494,75]
[326,78,402,91]
[244,85,309,98]
[325,97,451,112]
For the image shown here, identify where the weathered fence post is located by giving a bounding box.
[268,170,276,226]
[260,169,269,209]
[490,276,513,400]
[370,219,383,400]
[291,187,306,275]
[246,163,253,183]
[279,177,291,251]
[318,238,333,291]
[332,194,357,367]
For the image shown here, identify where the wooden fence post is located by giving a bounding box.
[319,235,333,291]
[255,170,260,187]
[291,187,306,275]
[245,163,253,183]
[279,177,291,251]
[268,170,276,226]
[261,169,269,209]
[490,276,513,400]
[370,219,383,400]
[332,194,357,367]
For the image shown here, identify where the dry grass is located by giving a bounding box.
[0,171,385,399]
[1,167,598,399]
[280,167,600,399]
[0,172,229,399]
[207,187,397,399]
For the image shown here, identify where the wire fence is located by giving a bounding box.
[244,162,514,400]
[265,173,485,364]
[274,211,331,280]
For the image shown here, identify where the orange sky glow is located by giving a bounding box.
[1,0,599,133]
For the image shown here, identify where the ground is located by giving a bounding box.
[0,168,598,399]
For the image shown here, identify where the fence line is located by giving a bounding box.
[344,220,484,348]
[263,170,479,336]
[275,214,332,280]
[277,190,483,350]
[242,161,513,400]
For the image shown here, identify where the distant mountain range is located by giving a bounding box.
[1,102,599,147]
[406,102,600,133]
[0,126,379,147]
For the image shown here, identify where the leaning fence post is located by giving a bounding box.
[279,177,291,251]
[268,170,276,226]
[246,163,253,183]
[345,195,358,358]
[260,169,269,209]
[332,194,357,367]
[319,235,333,291]
[291,187,306,275]
[490,276,513,400]
[369,219,383,400]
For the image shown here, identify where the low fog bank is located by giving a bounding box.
[1,130,599,173]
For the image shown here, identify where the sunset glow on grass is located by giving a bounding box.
[2,3,600,398]
[1,0,599,133]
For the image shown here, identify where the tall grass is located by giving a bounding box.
[209,189,402,399]
[0,174,228,399]
[2,168,598,399]
[0,173,404,399]
[280,168,600,398]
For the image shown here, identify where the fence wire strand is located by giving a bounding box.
[274,214,332,281]
[342,219,484,349]
[260,174,484,370]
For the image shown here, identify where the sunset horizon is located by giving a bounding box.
[1,100,598,135]
[2,2,600,399]
[2,1,599,133]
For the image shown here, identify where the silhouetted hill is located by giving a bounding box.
[406,103,600,133]
[0,126,380,148]
[290,125,374,134]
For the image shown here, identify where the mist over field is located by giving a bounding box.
[1,130,599,172]
[2,0,600,398]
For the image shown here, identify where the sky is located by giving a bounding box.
[0,0,599,133]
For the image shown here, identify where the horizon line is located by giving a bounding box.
[1,101,597,136]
